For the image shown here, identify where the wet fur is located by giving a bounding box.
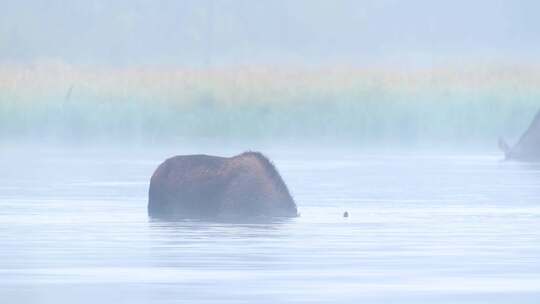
[148,152,297,219]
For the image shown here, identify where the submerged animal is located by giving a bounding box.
[499,110,540,161]
[148,152,298,219]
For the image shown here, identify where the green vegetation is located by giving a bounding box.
[1,64,539,146]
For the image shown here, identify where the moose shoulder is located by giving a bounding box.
[148,152,298,219]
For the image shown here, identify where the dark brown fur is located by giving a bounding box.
[148,152,297,218]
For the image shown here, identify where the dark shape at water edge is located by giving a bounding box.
[148,151,298,219]
[500,110,540,161]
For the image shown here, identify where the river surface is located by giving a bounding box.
[1,145,539,303]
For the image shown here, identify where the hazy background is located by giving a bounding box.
[3,3,540,303]
[1,0,540,147]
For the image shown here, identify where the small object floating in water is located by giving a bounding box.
[343,211,349,218]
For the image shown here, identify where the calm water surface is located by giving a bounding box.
[1,146,539,303]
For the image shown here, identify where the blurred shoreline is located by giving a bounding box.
[1,63,539,147]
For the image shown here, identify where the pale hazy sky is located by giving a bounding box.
[1,0,539,67]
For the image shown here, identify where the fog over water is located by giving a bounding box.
[2,0,540,147]
[2,146,540,303]
[1,64,540,148]
[2,1,540,304]
[2,0,540,66]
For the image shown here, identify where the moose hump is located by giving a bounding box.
[148,152,298,219]
[500,110,540,161]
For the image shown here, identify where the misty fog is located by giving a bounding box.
[2,1,540,304]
